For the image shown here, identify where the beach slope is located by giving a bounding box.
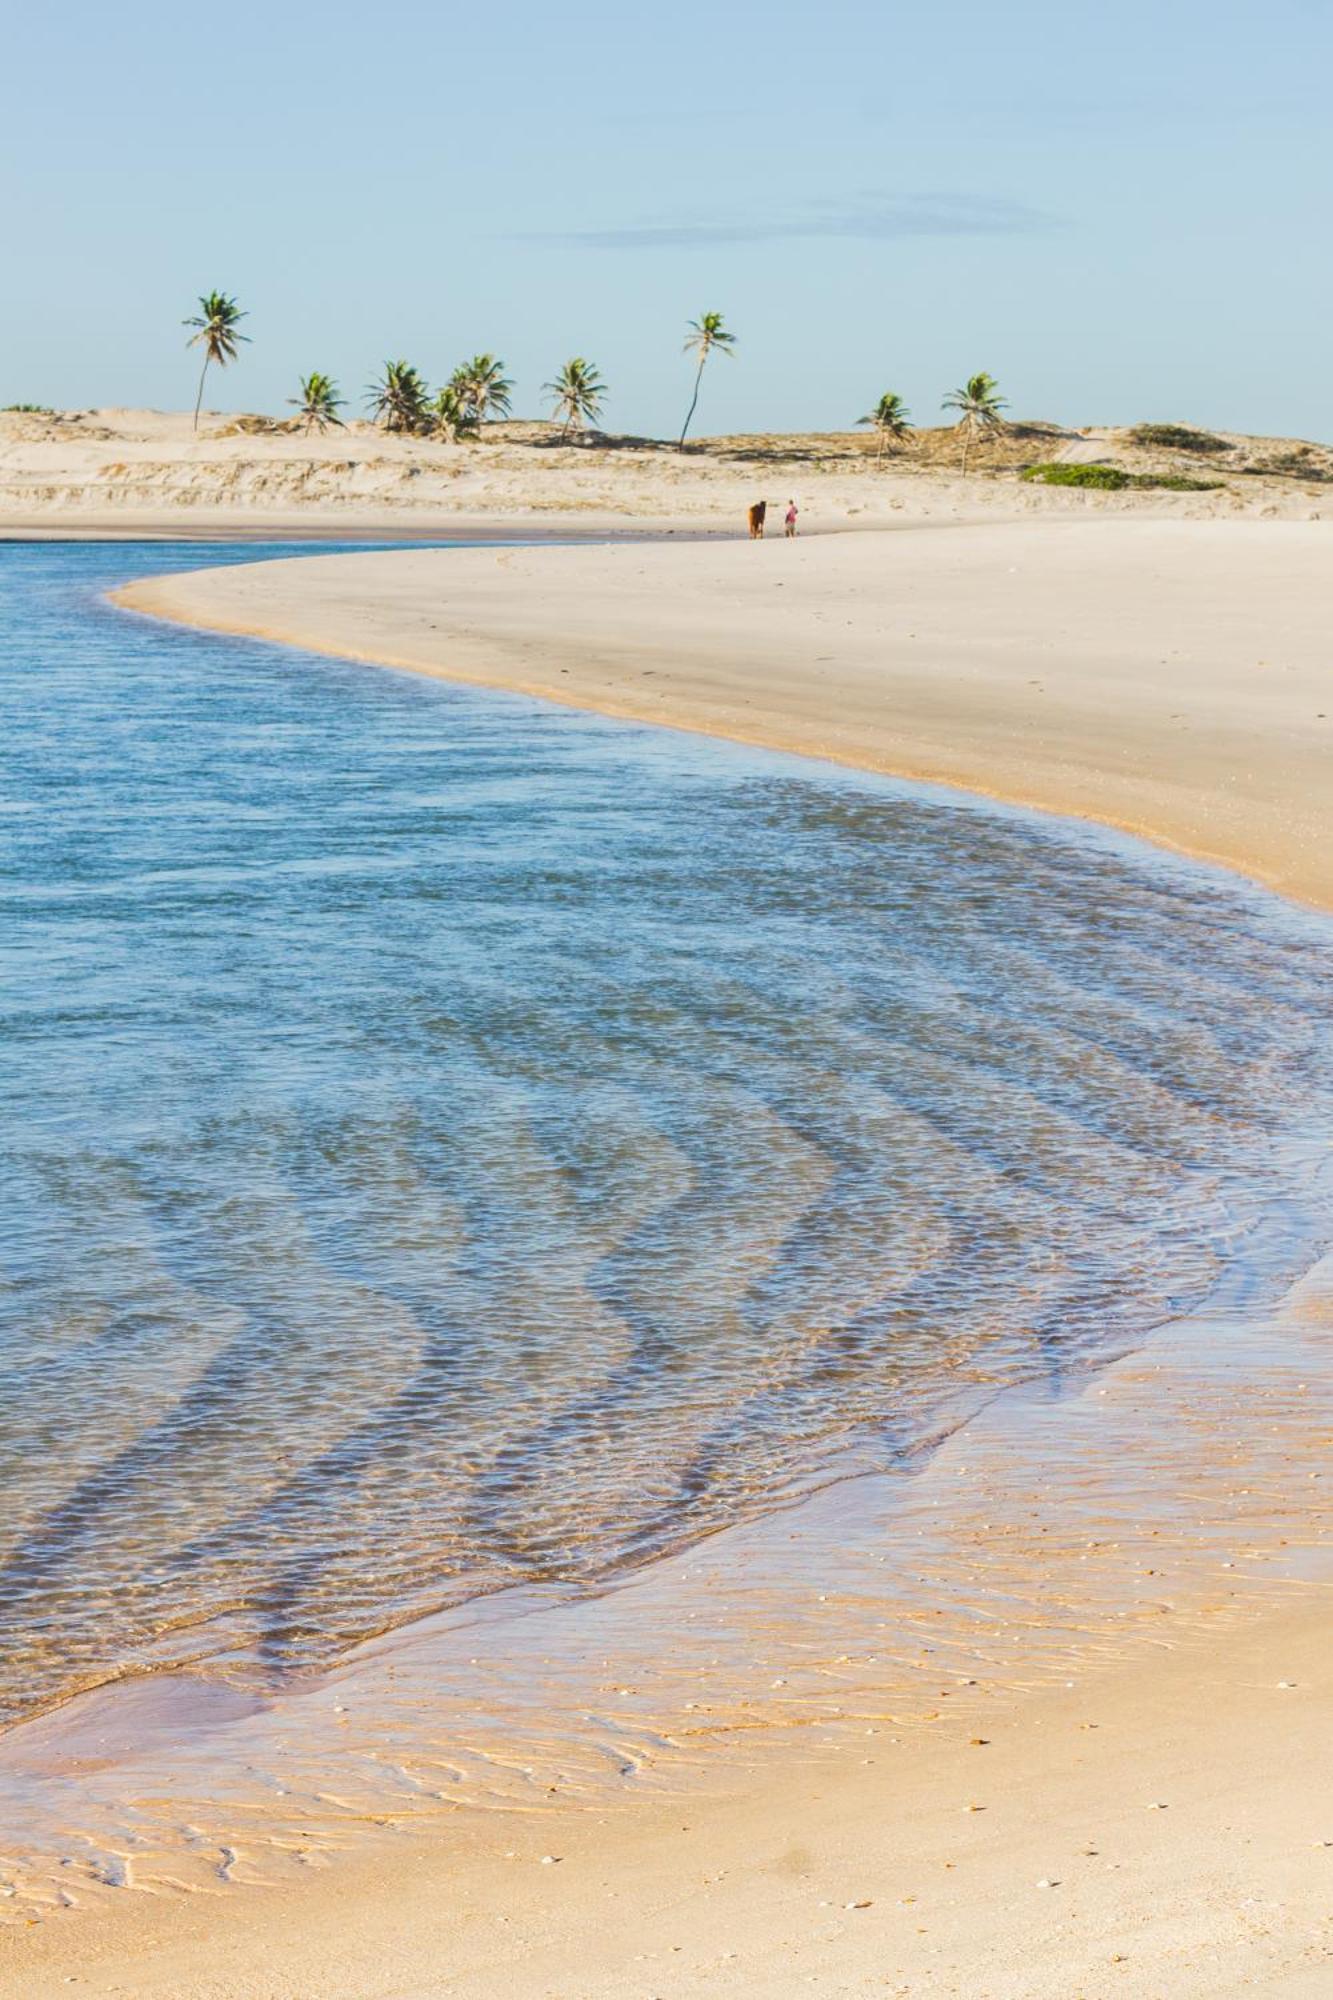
[5,1596,1332,1998]
[116,519,1333,907]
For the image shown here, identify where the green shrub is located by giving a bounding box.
[1022,462,1223,493]
[1237,450,1331,482]
[2,403,55,415]
[1021,462,1129,488]
[1129,423,1229,453]
[1146,473,1226,491]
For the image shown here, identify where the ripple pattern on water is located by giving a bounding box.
[1,539,1329,1728]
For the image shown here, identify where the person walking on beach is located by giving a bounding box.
[784,499,798,538]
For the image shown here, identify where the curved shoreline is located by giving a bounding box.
[5,526,1331,1996]
[112,517,1333,912]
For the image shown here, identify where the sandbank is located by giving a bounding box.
[117,518,1333,907]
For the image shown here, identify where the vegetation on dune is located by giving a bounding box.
[1237,446,1331,481]
[857,392,913,464]
[289,372,345,432]
[942,372,1007,472]
[364,356,512,439]
[142,305,1323,482]
[1022,462,1225,492]
[449,355,513,431]
[428,386,473,442]
[680,312,736,447]
[544,357,607,438]
[3,403,55,415]
[1023,462,1130,489]
[367,360,431,434]
[184,292,248,432]
[1129,422,1229,454]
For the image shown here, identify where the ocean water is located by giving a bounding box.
[2,539,1330,1741]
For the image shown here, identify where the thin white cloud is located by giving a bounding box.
[533,192,1064,249]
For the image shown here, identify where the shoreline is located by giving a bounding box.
[4,1245,1331,1997]
[8,1599,1332,1999]
[112,518,1333,912]
[4,519,1331,1995]
[0,514,731,544]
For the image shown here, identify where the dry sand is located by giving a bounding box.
[4,488,1332,1996]
[3,405,1332,535]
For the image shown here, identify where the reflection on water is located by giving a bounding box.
[1,541,1330,1743]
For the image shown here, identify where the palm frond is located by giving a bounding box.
[543,358,606,436]
[366,360,431,434]
[857,391,913,463]
[682,311,737,360]
[289,372,345,433]
[447,354,514,430]
[183,291,249,367]
[857,392,913,433]
[430,386,475,441]
[941,373,1008,471]
[941,372,1008,422]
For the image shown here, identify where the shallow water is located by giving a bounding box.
[2,539,1331,1750]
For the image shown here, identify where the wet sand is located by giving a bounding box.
[4,1264,1331,1997]
[8,1604,1332,2000]
[3,519,1330,1995]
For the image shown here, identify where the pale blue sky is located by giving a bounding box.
[4,0,1330,438]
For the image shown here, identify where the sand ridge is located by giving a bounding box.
[4,404,1332,532]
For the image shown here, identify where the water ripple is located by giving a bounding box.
[1,538,1330,1729]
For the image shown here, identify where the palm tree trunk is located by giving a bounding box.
[193,352,211,433]
[679,356,706,447]
[962,424,971,475]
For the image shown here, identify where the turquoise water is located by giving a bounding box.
[2,540,1330,1733]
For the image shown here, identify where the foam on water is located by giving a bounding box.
[1,541,1330,1898]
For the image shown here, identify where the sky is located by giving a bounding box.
[4,0,1331,439]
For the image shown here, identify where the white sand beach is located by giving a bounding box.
[10,0,1333,1976]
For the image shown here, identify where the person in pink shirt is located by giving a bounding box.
[784,499,798,537]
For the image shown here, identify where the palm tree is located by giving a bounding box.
[366,360,430,434]
[289,372,345,433]
[857,392,913,466]
[450,354,513,431]
[942,372,1008,473]
[679,311,735,446]
[430,386,473,442]
[544,358,606,438]
[184,291,248,432]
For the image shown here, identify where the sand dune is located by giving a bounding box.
[4,405,1332,532]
